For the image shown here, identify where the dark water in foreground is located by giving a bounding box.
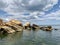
[0,26,60,45]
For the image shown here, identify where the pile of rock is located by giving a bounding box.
[0,19,23,34]
[0,19,53,34]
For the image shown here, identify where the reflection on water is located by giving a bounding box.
[0,26,60,45]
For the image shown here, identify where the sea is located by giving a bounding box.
[0,25,60,45]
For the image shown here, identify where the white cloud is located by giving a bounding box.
[43,10,60,20]
[0,0,59,21]
[0,0,8,9]
[0,0,58,14]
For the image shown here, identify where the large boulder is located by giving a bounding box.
[0,26,15,34]
[5,21,23,32]
[24,22,31,30]
[32,24,40,30]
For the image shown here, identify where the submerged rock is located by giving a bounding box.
[24,22,31,30]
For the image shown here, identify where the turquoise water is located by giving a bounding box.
[0,26,60,45]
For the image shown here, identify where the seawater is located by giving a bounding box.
[0,26,60,45]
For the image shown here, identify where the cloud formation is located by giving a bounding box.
[5,0,58,12]
[0,0,59,22]
[44,10,60,20]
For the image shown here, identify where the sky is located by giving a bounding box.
[0,0,60,25]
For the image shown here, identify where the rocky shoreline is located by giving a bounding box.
[0,19,53,34]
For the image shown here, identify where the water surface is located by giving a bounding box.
[0,26,60,45]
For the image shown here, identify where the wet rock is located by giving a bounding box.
[24,22,31,30]
[32,24,40,30]
[0,26,15,34]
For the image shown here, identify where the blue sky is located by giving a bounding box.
[0,0,60,25]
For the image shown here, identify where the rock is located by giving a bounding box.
[47,26,52,29]
[40,27,46,30]
[0,19,3,25]
[9,19,23,26]
[0,26,3,33]
[0,26,15,34]
[24,22,31,30]
[45,26,52,31]
[5,22,23,32]
[32,24,40,30]
[0,19,5,26]
[54,28,58,30]
[11,25,23,32]
[45,28,52,31]
[40,26,52,31]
